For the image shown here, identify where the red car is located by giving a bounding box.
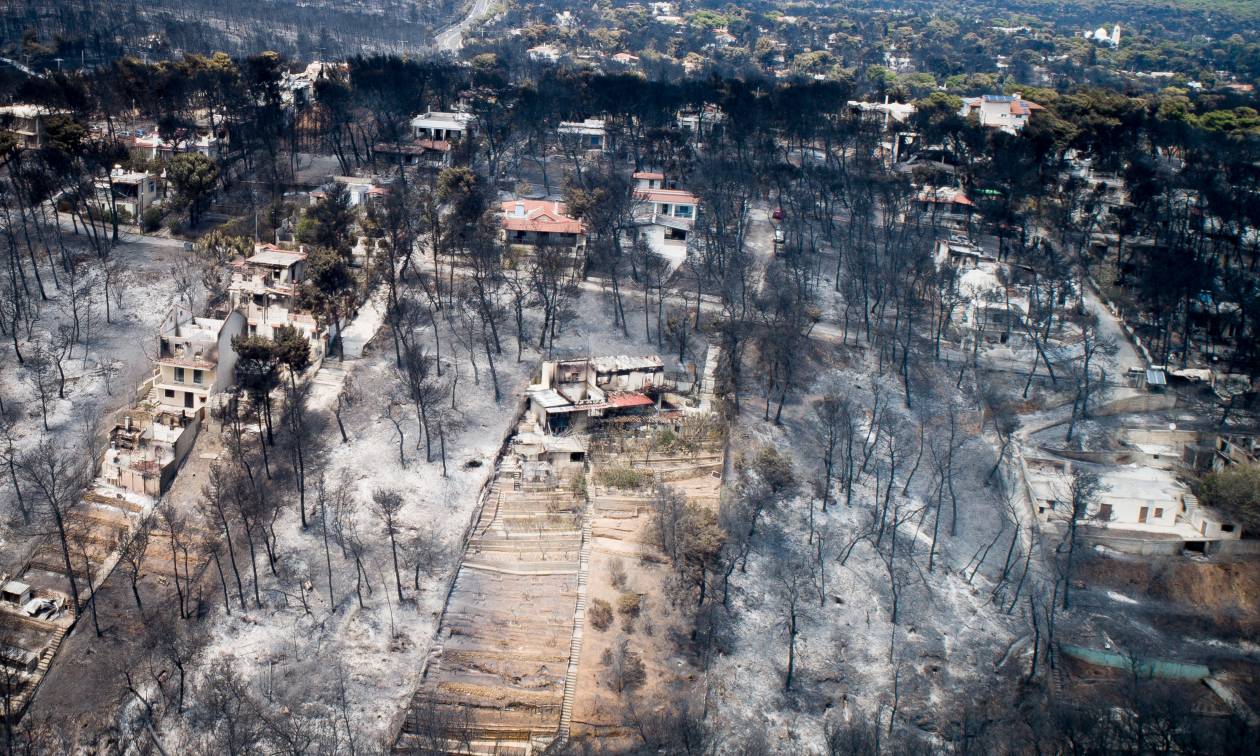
[772,207,784,220]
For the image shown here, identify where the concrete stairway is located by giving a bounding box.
[556,511,593,743]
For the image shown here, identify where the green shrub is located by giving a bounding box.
[596,466,648,490]
[141,206,162,232]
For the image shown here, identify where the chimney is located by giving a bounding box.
[125,414,132,431]
[514,201,525,218]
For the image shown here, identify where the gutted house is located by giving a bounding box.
[373,139,452,168]
[152,305,246,416]
[526,356,665,433]
[228,245,326,359]
[101,407,199,498]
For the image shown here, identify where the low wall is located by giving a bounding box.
[1091,393,1179,417]
[1043,447,1135,466]
[1077,531,1185,556]
[159,409,203,495]
[1060,643,1210,680]
[1080,529,1258,556]
[1208,539,1260,556]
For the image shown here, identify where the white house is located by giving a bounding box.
[0,104,64,150]
[528,44,563,63]
[1026,456,1241,544]
[959,94,1044,133]
[132,132,221,161]
[410,110,473,142]
[95,167,161,221]
[631,181,700,271]
[633,187,698,222]
[228,245,326,357]
[558,118,608,151]
[633,171,664,190]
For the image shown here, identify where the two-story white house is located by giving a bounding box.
[95,167,161,221]
[959,94,1044,134]
[630,179,700,272]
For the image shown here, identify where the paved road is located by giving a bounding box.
[435,0,493,52]
[0,56,40,77]
[56,212,189,250]
[1083,282,1144,371]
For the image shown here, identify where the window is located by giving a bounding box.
[193,369,204,385]
[1153,508,1164,519]
[665,227,687,241]
[675,205,694,219]
[1097,503,1114,521]
[164,389,175,398]
[569,452,585,462]
[1222,524,1236,533]
[174,367,185,383]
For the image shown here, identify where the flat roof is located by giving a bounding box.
[247,248,306,268]
[559,119,607,135]
[634,188,699,204]
[0,104,59,118]
[411,111,472,130]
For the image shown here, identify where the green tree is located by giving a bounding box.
[301,246,356,360]
[273,324,312,388]
[232,335,281,444]
[1199,464,1260,535]
[168,152,220,227]
[298,183,355,256]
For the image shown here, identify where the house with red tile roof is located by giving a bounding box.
[500,199,588,272]
[959,93,1044,133]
